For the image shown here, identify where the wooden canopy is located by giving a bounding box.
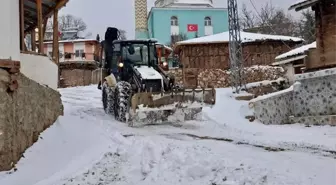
[20,0,69,54]
[23,0,69,33]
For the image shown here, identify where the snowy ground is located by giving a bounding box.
[0,85,335,185]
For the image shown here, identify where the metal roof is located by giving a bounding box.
[24,0,69,32]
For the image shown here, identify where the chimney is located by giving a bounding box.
[135,0,149,39]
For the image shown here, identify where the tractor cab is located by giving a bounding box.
[102,39,159,79]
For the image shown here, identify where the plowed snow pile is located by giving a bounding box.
[0,85,335,185]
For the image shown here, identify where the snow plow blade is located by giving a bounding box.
[128,88,216,126]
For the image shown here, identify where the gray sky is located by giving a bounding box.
[60,0,299,39]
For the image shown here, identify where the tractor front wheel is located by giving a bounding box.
[102,81,114,114]
[113,81,132,122]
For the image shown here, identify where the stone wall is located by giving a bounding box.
[166,65,286,88]
[59,61,98,88]
[249,87,294,125]
[60,69,94,88]
[91,68,109,85]
[250,68,336,126]
[0,69,63,171]
[246,78,289,97]
[290,68,336,125]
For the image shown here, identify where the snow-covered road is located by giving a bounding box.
[0,85,335,185]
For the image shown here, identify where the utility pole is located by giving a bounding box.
[227,0,245,93]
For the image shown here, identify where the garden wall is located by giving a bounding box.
[250,68,336,126]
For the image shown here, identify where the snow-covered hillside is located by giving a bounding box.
[0,85,335,185]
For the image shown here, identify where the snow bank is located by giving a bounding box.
[246,77,287,89]
[177,31,303,45]
[249,85,294,103]
[0,116,121,185]
[275,41,316,60]
[1,85,336,185]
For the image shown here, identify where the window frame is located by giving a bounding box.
[204,16,212,26]
[171,16,178,26]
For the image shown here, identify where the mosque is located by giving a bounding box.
[135,0,228,45]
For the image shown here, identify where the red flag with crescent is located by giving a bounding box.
[187,24,198,32]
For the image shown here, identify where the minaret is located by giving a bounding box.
[134,0,149,39]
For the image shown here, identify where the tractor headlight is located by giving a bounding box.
[118,62,124,67]
[163,62,168,66]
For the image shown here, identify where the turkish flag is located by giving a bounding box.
[187,24,198,32]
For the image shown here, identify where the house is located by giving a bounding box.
[44,39,99,62]
[0,0,68,171]
[174,31,303,68]
[1,0,69,90]
[289,0,336,71]
[272,41,316,82]
[173,31,303,87]
[137,0,228,44]
[44,27,86,42]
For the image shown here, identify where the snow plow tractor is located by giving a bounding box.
[98,27,216,126]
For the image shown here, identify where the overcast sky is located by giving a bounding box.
[60,0,299,39]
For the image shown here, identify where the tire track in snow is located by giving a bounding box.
[123,133,336,159]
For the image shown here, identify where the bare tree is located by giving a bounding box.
[58,14,87,31]
[119,29,127,40]
[297,10,316,43]
[243,3,297,37]
[240,3,257,29]
[47,14,87,32]
[170,33,188,47]
[257,3,297,36]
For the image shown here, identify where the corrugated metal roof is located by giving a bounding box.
[24,0,69,32]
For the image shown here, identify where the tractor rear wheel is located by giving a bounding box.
[113,81,132,122]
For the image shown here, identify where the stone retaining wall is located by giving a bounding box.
[250,68,336,126]
[0,69,63,171]
[249,87,294,125]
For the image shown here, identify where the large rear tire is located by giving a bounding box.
[113,81,132,122]
[102,81,114,114]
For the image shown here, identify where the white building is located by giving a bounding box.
[0,0,69,90]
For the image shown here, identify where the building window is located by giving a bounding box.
[204,17,212,26]
[171,16,178,26]
[75,49,84,58]
[65,52,72,59]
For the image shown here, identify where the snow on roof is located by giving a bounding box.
[176,31,304,46]
[275,41,316,60]
[44,38,98,44]
[174,0,213,5]
[288,0,319,11]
